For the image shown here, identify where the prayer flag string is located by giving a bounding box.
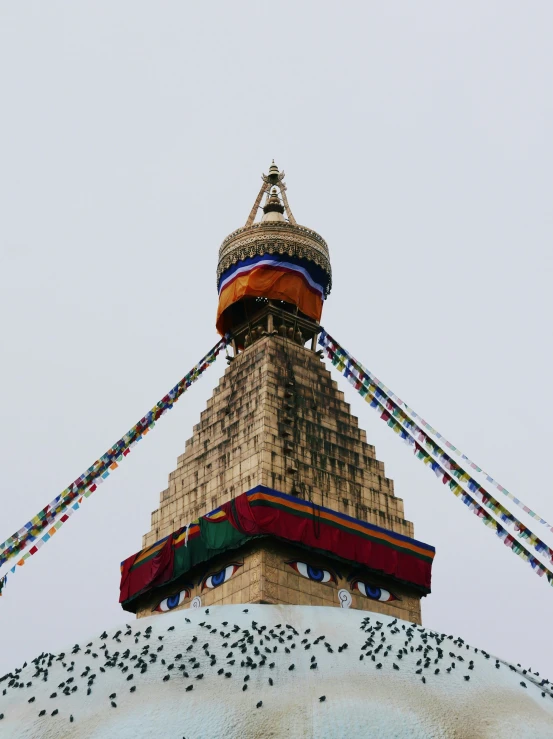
[320,330,553,533]
[319,330,553,589]
[0,336,229,596]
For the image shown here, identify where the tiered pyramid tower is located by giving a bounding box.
[143,338,414,548]
[122,164,433,625]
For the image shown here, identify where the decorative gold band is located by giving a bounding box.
[217,222,332,295]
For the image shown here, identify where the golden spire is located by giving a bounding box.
[244,161,297,227]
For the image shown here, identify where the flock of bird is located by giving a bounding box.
[0,605,551,732]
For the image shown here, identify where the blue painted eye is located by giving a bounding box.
[307,565,324,581]
[202,564,242,591]
[211,569,226,587]
[351,580,397,602]
[287,561,336,584]
[154,588,190,612]
[167,593,181,608]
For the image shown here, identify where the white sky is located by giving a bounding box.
[1,2,552,679]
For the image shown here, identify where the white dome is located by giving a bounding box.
[1,605,552,738]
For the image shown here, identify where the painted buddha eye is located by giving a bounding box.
[202,563,242,591]
[286,561,336,584]
[154,588,190,613]
[351,581,397,602]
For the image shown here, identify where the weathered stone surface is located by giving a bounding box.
[143,335,414,550]
[135,540,422,624]
[138,335,423,619]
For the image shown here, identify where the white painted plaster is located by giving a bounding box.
[1,606,552,738]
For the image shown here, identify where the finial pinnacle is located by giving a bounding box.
[267,160,280,185]
[262,186,285,219]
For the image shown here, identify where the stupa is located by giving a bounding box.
[120,161,433,623]
[1,164,552,738]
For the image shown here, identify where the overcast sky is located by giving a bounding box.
[1,2,552,678]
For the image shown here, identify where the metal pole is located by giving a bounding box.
[245,180,269,228]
